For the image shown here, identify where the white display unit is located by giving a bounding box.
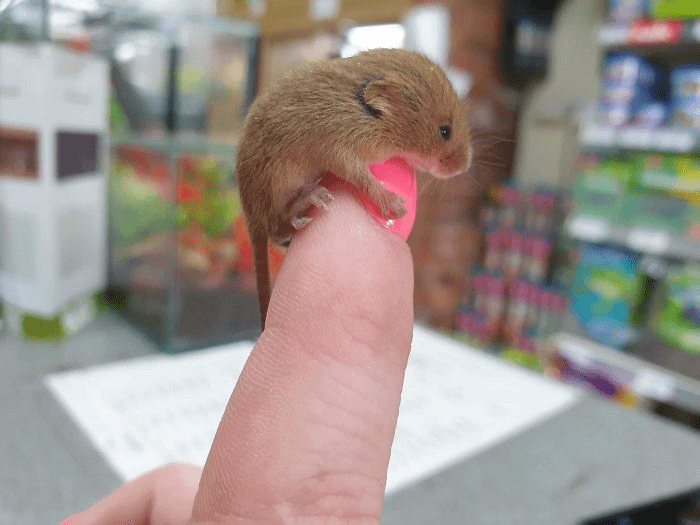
[0,42,108,326]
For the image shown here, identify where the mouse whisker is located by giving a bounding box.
[472,157,508,168]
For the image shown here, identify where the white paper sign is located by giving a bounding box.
[46,326,579,493]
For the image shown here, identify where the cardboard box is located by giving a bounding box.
[0,43,108,319]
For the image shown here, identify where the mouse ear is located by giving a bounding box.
[357,76,400,119]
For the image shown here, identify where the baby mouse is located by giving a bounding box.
[237,47,472,329]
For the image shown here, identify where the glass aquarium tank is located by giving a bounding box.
[99,8,259,140]
[1,2,262,346]
[1,1,259,139]
[101,9,263,351]
[108,135,283,352]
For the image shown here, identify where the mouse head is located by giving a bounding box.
[356,50,471,179]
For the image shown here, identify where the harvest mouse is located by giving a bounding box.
[237,47,472,329]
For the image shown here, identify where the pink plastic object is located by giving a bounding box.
[365,157,417,240]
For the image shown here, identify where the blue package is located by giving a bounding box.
[602,53,667,94]
[599,98,638,127]
[600,53,669,126]
[599,89,668,127]
[671,65,700,128]
[609,0,649,22]
[633,102,668,128]
[570,243,643,349]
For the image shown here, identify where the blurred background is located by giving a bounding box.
[2,0,700,430]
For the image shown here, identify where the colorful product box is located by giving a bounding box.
[603,53,664,92]
[671,65,700,129]
[570,243,645,349]
[622,153,700,237]
[573,154,635,221]
[655,263,700,353]
[599,53,669,127]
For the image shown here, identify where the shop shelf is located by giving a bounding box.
[598,19,700,49]
[554,332,700,414]
[579,123,700,153]
[565,215,700,260]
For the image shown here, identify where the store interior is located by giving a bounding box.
[3,0,700,523]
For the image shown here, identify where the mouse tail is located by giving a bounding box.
[252,231,271,331]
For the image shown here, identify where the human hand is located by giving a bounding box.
[62,189,415,525]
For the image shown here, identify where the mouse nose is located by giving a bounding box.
[438,148,467,178]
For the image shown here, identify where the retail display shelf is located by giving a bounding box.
[565,215,700,260]
[598,19,700,48]
[554,332,700,414]
[579,123,700,153]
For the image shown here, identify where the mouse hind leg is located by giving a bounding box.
[289,182,335,219]
[277,178,335,238]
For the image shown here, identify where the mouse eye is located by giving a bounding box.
[439,125,451,140]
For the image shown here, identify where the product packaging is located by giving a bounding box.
[483,229,505,273]
[671,65,700,129]
[523,236,552,283]
[501,332,541,371]
[455,310,490,348]
[484,274,507,342]
[599,53,669,127]
[503,231,527,280]
[536,289,568,339]
[633,102,668,128]
[471,273,487,314]
[525,189,557,234]
[651,0,700,19]
[654,263,700,353]
[622,153,700,237]
[609,0,649,22]
[555,353,634,402]
[573,154,635,221]
[499,186,522,229]
[504,280,532,345]
[570,243,645,349]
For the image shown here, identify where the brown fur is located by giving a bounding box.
[236,48,471,329]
